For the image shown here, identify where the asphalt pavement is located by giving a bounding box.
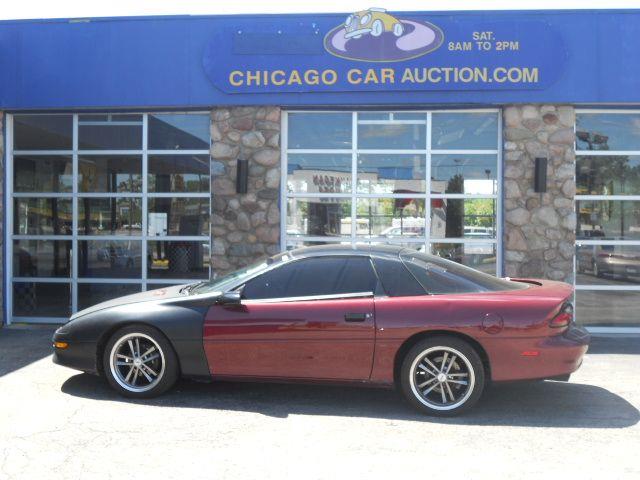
[0,325,638,479]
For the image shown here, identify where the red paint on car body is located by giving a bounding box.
[203,278,588,386]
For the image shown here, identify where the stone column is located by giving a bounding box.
[210,107,281,277]
[503,105,576,283]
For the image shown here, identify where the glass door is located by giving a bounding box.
[8,113,211,324]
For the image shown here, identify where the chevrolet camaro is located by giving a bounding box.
[53,245,590,415]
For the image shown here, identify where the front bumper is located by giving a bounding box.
[345,28,372,38]
[52,328,99,375]
[487,323,590,382]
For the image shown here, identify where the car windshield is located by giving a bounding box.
[190,253,291,295]
[400,250,529,294]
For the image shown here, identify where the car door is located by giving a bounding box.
[203,255,377,380]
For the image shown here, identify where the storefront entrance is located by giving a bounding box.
[6,113,211,324]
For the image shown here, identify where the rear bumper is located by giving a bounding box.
[52,329,99,375]
[487,324,590,382]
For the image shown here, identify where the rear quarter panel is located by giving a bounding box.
[371,280,574,383]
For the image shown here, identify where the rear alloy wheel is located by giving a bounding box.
[103,325,179,398]
[400,337,485,415]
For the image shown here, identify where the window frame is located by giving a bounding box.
[575,108,640,333]
[280,110,503,277]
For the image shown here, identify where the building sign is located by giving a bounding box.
[203,8,566,94]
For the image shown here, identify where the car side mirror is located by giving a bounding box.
[217,291,242,306]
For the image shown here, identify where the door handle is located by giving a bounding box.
[344,313,372,322]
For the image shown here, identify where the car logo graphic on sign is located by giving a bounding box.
[324,8,444,62]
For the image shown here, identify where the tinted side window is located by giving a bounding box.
[371,257,425,297]
[242,256,377,300]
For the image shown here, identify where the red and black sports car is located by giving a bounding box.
[53,245,589,415]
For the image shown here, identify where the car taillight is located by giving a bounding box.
[550,302,573,328]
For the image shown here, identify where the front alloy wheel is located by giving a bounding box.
[401,337,485,415]
[103,325,179,398]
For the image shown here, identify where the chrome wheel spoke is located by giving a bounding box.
[423,357,440,374]
[445,382,456,402]
[141,363,158,378]
[138,367,153,383]
[439,352,449,372]
[445,355,457,374]
[417,377,437,389]
[125,366,135,383]
[141,346,156,358]
[143,353,160,364]
[418,363,438,377]
[135,338,141,357]
[440,385,447,403]
[128,340,136,357]
[448,373,468,377]
[423,382,440,395]
[116,353,133,361]
[116,361,131,366]
[448,379,468,386]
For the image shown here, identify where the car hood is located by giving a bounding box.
[69,283,200,320]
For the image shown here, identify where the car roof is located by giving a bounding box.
[287,243,405,259]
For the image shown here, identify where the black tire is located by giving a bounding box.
[400,336,485,416]
[102,324,179,398]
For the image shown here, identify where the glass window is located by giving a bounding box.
[358,124,426,150]
[13,240,71,278]
[78,156,142,193]
[148,155,210,193]
[147,241,209,279]
[431,198,496,239]
[78,240,142,278]
[576,113,640,151]
[576,200,640,240]
[575,290,640,327]
[287,154,352,194]
[13,282,71,317]
[148,198,210,236]
[78,284,141,311]
[14,198,72,235]
[576,244,640,286]
[357,154,426,194]
[576,155,640,196]
[287,197,351,237]
[77,198,142,236]
[432,113,498,150]
[14,155,73,193]
[287,113,352,149]
[78,115,142,150]
[14,115,73,150]
[148,114,210,150]
[371,256,425,297]
[431,243,497,275]
[285,110,500,277]
[356,198,426,238]
[401,251,526,294]
[431,154,497,194]
[242,257,376,300]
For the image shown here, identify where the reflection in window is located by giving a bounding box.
[148,198,210,236]
[431,154,497,194]
[576,200,640,240]
[575,290,640,327]
[14,115,73,150]
[148,155,210,192]
[13,282,71,318]
[358,124,426,150]
[356,198,426,237]
[431,243,496,275]
[148,114,210,150]
[78,115,142,150]
[287,113,352,149]
[576,155,640,196]
[14,155,73,193]
[14,198,73,235]
[78,240,142,278]
[13,240,72,278]
[287,198,351,237]
[287,154,352,193]
[576,113,640,151]
[357,154,426,194]
[78,284,141,311]
[78,198,142,236]
[432,113,498,150]
[576,244,640,286]
[431,199,496,239]
[147,241,209,279]
[78,156,142,193]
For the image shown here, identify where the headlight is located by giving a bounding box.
[345,15,353,26]
[360,14,371,25]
